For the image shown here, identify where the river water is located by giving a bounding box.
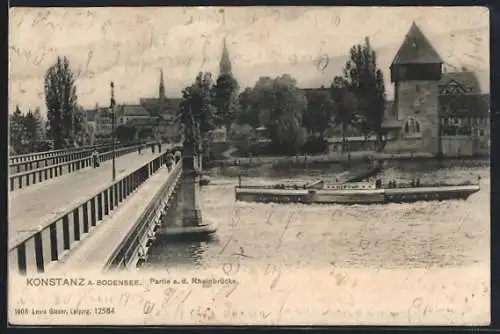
[141,158,490,325]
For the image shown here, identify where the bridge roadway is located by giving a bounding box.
[8,150,162,248]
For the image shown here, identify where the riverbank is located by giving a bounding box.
[211,150,489,168]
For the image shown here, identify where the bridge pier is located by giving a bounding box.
[181,153,202,227]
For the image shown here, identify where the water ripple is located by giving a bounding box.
[143,159,490,271]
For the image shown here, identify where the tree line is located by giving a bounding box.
[14,36,385,156]
[179,37,386,156]
[9,106,46,154]
[10,56,90,155]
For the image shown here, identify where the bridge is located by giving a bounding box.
[8,141,208,275]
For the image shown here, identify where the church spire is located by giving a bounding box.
[159,69,166,100]
[219,37,232,76]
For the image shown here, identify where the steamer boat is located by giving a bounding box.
[234,177,481,205]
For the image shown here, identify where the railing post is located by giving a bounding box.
[90,198,97,227]
[34,233,44,273]
[104,189,109,215]
[82,202,89,233]
[62,215,70,250]
[119,179,124,202]
[97,193,103,221]
[114,183,119,207]
[17,243,27,275]
[50,224,58,261]
[109,187,114,211]
[73,209,81,241]
[127,175,133,195]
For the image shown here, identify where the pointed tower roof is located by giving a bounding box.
[159,69,166,100]
[391,22,443,65]
[219,37,232,76]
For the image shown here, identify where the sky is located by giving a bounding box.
[9,6,489,114]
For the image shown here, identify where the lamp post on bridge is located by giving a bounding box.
[110,81,116,181]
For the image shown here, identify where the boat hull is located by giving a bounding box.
[383,185,479,203]
[314,190,385,204]
[235,185,480,205]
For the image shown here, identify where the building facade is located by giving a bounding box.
[139,70,182,142]
[86,70,183,143]
[382,22,490,157]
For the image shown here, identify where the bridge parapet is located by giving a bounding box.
[9,144,110,164]
[9,143,145,191]
[104,162,182,271]
[8,149,176,275]
[9,145,114,174]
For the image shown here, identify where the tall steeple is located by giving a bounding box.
[219,37,232,76]
[159,69,166,100]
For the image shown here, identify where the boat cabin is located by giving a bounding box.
[326,181,378,191]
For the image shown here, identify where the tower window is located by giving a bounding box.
[404,117,421,135]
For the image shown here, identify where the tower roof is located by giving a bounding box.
[159,69,166,99]
[219,37,232,76]
[391,22,443,65]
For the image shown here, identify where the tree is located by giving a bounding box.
[44,56,80,148]
[24,108,43,144]
[213,73,239,134]
[331,76,359,151]
[115,124,137,143]
[72,106,89,146]
[178,72,217,152]
[342,37,386,138]
[34,108,45,139]
[9,105,28,153]
[252,74,308,154]
[302,89,337,138]
[234,87,260,128]
[231,124,256,155]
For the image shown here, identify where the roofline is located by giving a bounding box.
[390,61,443,67]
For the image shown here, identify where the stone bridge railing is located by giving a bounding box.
[9,144,109,164]
[8,150,176,275]
[9,143,151,192]
[104,161,183,271]
[9,145,114,174]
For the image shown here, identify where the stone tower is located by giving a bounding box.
[219,37,232,76]
[390,22,443,154]
[159,69,166,101]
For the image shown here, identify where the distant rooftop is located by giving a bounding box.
[439,71,482,94]
[120,105,150,117]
